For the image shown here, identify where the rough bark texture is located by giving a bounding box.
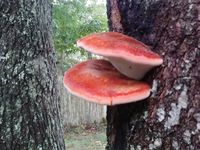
[0,0,65,150]
[106,0,200,149]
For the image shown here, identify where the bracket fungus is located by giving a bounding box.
[63,32,163,105]
[77,32,163,80]
[64,59,151,106]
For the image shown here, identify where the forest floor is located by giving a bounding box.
[64,123,107,150]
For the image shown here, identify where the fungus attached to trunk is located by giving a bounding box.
[77,32,163,80]
[64,59,151,106]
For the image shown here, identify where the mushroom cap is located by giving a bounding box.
[63,59,151,106]
[77,32,163,66]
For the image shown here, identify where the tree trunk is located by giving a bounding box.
[106,0,200,149]
[0,1,65,150]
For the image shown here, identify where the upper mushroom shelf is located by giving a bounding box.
[77,32,163,80]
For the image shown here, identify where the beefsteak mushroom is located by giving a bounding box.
[77,32,163,80]
[64,59,151,105]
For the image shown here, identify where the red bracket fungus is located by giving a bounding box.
[64,59,151,106]
[77,32,163,80]
[63,32,163,105]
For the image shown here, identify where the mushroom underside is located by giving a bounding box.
[106,57,156,80]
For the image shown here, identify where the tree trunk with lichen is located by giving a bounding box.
[0,0,65,150]
[106,0,200,149]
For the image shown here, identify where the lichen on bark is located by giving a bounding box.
[0,0,65,149]
[106,0,200,149]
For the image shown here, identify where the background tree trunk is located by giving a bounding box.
[0,0,65,149]
[106,0,200,149]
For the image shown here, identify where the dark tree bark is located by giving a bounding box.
[0,0,65,150]
[106,0,200,149]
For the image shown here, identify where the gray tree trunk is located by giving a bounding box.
[106,0,200,149]
[0,0,65,150]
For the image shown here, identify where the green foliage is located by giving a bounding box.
[52,0,107,56]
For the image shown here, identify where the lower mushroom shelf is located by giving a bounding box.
[63,59,151,106]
